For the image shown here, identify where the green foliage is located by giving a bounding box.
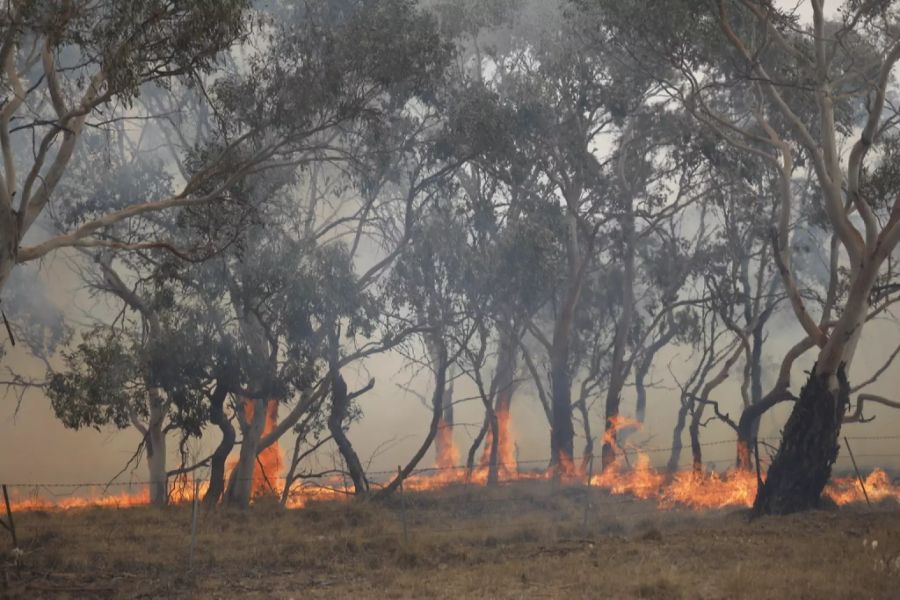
[214,0,453,137]
[11,0,249,104]
[49,331,139,431]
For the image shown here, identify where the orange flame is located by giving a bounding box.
[435,418,460,471]
[478,406,518,479]
[239,399,285,498]
[9,402,900,512]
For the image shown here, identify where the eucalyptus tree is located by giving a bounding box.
[584,0,900,513]
[0,0,252,298]
[46,255,221,506]
[27,0,458,508]
[459,8,670,472]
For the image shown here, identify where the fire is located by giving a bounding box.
[434,418,460,471]
[9,403,900,512]
[478,406,518,478]
[239,399,285,497]
[824,469,900,505]
[603,415,643,450]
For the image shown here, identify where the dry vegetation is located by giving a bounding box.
[3,481,900,599]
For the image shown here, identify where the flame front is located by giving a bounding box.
[10,408,900,512]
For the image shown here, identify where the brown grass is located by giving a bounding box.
[3,480,900,599]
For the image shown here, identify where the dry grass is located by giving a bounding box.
[3,480,900,599]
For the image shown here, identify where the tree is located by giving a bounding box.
[0,1,250,295]
[587,0,900,513]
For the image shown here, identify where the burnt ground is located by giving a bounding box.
[3,481,900,599]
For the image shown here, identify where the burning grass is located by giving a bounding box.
[3,480,900,598]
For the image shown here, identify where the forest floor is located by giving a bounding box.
[3,480,900,599]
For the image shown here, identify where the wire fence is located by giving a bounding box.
[3,434,900,509]
[2,434,900,570]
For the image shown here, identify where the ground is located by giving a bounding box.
[3,481,900,599]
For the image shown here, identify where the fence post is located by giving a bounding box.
[397,466,409,544]
[2,484,22,573]
[844,437,871,508]
[189,478,201,569]
[582,451,595,530]
[1,485,17,550]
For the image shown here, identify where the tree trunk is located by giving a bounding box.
[224,397,266,508]
[601,212,635,470]
[550,359,575,473]
[0,205,18,296]
[688,406,703,475]
[328,370,369,495]
[752,366,849,515]
[147,397,168,507]
[577,400,593,472]
[743,324,766,449]
[466,411,490,474]
[634,360,650,425]
[666,399,690,473]
[485,405,500,485]
[434,371,457,472]
[203,382,235,508]
[488,327,517,483]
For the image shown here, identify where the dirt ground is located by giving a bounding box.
[3,481,900,599]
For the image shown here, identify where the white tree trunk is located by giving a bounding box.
[815,258,882,384]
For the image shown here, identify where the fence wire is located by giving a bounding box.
[3,434,899,511]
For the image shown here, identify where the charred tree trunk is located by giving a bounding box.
[328,370,369,495]
[666,398,690,473]
[753,366,850,515]
[550,360,575,472]
[204,382,235,508]
[688,407,702,475]
[466,411,490,474]
[485,404,500,485]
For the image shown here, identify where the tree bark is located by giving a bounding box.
[224,397,266,508]
[0,205,17,296]
[203,382,234,508]
[666,399,690,473]
[601,198,635,470]
[146,393,168,507]
[753,366,849,515]
[328,370,369,495]
[487,326,517,483]
[550,358,575,472]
